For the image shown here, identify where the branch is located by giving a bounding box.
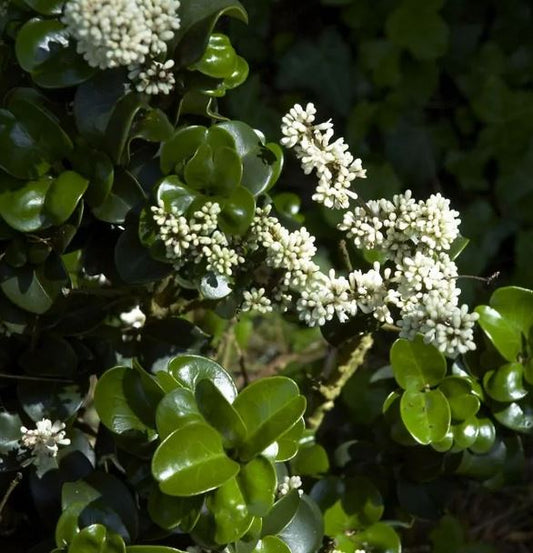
[306,333,374,431]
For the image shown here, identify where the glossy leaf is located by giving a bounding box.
[67,524,125,553]
[469,418,497,454]
[160,126,208,174]
[356,522,401,553]
[15,18,94,87]
[155,387,203,440]
[0,411,23,456]
[391,336,447,390]
[490,286,533,337]
[233,377,306,461]
[277,495,324,553]
[0,255,68,314]
[475,305,522,362]
[452,418,479,450]
[291,444,329,476]
[45,171,89,225]
[483,362,528,402]
[276,418,305,462]
[94,366,163,438]
[252,537,291,553]
[400,389,451,445]
[208,476,254,544]
[168,354,237,403]
[238,456,276,516]
[172,0,248,68]
[152,421,240,496]
[195,379,247,446]
[218,186,255,235]
[492,398,533,434]
[147,487,203,531]
[438,377,480,421]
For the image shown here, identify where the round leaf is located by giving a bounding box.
[237,456,276,516]
[391,336,447,390]
[152,421,240,496]
[483,362,528,402]
[155,387,203,440]
[400,389,451,445]
[233,377,306,461]
[475,305,522,362]
[195,379,247,446]
[167,354,237,403]
[438,377,480,421]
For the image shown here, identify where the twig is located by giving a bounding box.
[0,473,22,523]
[339,240,353,272]
[306,333,374,430]
[0,373,74,383]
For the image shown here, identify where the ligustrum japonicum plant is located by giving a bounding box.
[0,1,532,552]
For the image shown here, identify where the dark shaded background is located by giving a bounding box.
[224,0,533,305]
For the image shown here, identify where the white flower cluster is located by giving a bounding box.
[151,201,244,278]
[281,103,366,209]
[62,0,179,94]
[128,59,176,95]
[120,305,146,328]
[278,103,479,357]
[19,419,70,475]
[278,475,303,497]
[241,288,273,314]
[339,190,460,262]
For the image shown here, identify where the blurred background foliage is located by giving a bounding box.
[223,0,533,304]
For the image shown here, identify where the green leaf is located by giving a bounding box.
[452,418,479,450]
[400,389,451,445]
[469,418,496,454]
[291,444,329,476]
[92,169,145,224]
[390,336,447,390]
[168,354,237,403]
[277,495,324,553]
[233,377,306,461]
[15,18,94,87]
[276,418,305,462]
[483,362,528,402]
[356,522,401,553]
[490,286,533,338]
[0,254,67,314]
[216,121,278,196]
[237,456,276,516]
[155,387,204,440]
[448,235,470,261]
[61,472,139,544]
[7,90,73,162]
[151,421,240,496]
[252,537,291,553]
[69,146,114,207]
[191,34,239,79]
[23,0,64,15]
[147,487,203,531]
[0,110,51,179]
[45,171,88,225]
[73,69,127,143]
[475,305,522,362]
[172,0,248,68]
[160,126,208,175]
[0,176,52,231]
[208,476,254,544]
[262,491,300,537]
[155,175,197,214]
[94,366,163,438]
[68,524,126,553]
[438,377,480,421]
[386,1,448,61]
[313,476,383,535]
[218,186,255,235]
[18,380,84,421]
[195,379,247,447]
[492,399,533,434]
